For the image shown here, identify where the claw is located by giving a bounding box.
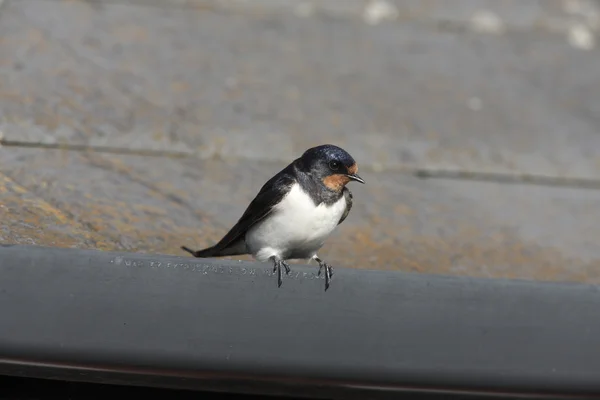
[315,257,334,291]
[270,256,291,288]
[324,264,332,291]
[277,262,283,287]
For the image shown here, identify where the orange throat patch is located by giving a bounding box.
[347,163,358,176]
[323,174,351,191]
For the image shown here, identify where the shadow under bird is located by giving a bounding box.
[182,144,364,290]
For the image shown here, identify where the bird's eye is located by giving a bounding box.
[329,160,340,170]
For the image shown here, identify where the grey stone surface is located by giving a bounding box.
[1,147,599,283]
[1,0,600,179]
[116,0,599,31]
[1,0,599,284]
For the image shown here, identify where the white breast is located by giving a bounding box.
[245,183,347,262]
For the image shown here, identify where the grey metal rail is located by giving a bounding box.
[0,244,599,399]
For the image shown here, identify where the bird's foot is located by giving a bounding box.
[270,256,291,288]
[315,257,334,291]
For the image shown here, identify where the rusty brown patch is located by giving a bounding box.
[82,153,215,226]
[323,174,350,192]
[348,163,358,175]
[0,149,229,254]
[316,225,600,285]
[0,172,110,249]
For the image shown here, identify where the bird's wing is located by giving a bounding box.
[338,186,353,225]
[208,168,296,254]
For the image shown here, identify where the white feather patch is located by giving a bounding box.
[245,183,346,261]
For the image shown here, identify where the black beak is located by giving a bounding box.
[347,173,365,184]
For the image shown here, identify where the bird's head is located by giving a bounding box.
[298,144,365,191]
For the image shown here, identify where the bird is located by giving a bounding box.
[181,144,364,291]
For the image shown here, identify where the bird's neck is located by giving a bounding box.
[295,167,344,207]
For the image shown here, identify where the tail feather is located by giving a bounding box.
[181,245,217,258]
[181,239,248,258]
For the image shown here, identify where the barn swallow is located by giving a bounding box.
[181,144,364,291]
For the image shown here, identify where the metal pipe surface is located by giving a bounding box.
[0,244,599,399]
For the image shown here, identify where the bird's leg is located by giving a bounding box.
[313,255,333,291]
[269,255,291,288]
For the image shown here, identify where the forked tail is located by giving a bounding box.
[180,245,217,258]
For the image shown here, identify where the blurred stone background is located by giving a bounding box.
[1,0,600,283]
